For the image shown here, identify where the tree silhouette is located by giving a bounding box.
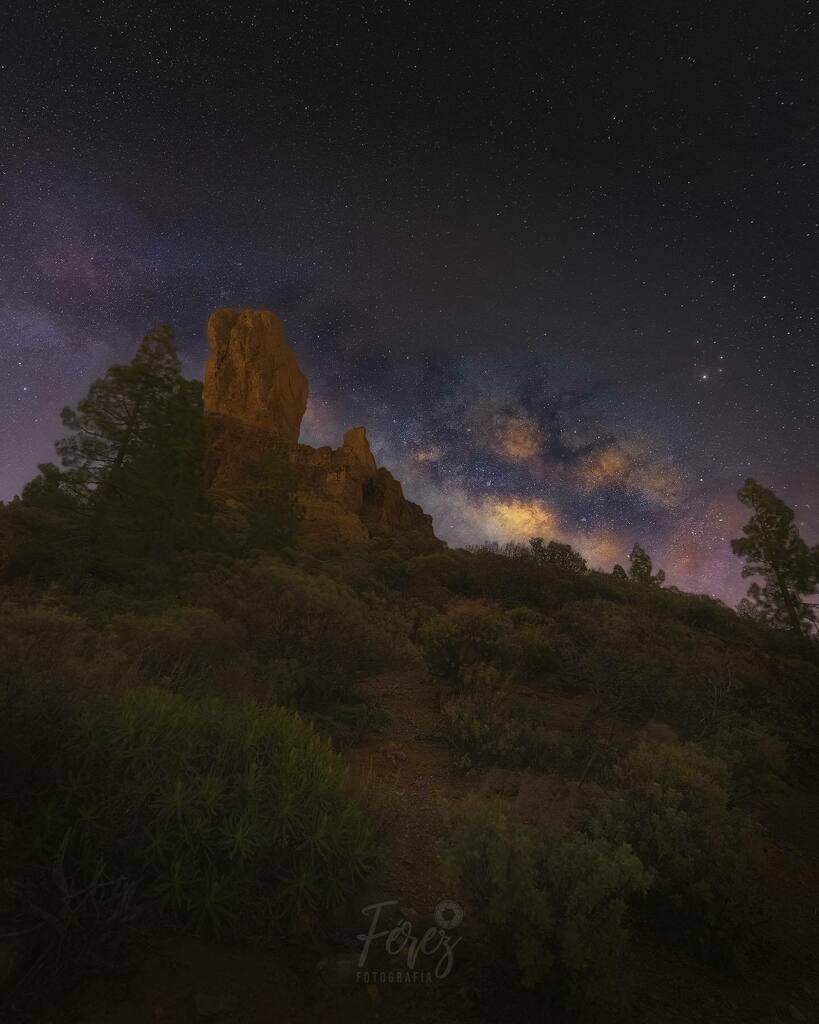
[15,325,207,573]
[628,543,665,586]
[529,537,587,574]
[56,325,183,492]
[731,479,818,636]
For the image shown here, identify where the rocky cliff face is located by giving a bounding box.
[204,309,308,442]
[203,308,436,543]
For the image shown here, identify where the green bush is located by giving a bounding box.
[504,606,564,677]
[109,606,248,683]
[442,798,651,1008]
[442,669,574,772]
[419,604,507,683]
[80,554,416,708]
[705,723,789,799]
[1,682,377,937]
[189,561,413,704]
[419,603,560,687]
[586,738,770,968]
[0,602,92,688]
[555,597,784,736]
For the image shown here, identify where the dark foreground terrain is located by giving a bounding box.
[2,532,818,1023]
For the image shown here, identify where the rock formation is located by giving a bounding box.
[204,309,307,442]
[203,308,436,543]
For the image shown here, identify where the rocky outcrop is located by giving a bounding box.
[342,426,377,475]
[291,428,434,542]
[204,309,308,443]
[203,309,436,544]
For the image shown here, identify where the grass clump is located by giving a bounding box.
[1,681,377,944]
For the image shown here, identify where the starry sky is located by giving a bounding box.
[1,2,816,602]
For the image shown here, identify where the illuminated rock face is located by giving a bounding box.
[204,308,308,442]
[291,430,435,542]
[203,309,436,543]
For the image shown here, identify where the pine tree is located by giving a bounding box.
[15,325,207,575]
[57,327,177,481]
[731,479,818,636]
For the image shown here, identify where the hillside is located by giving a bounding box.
[1,318,817,1023]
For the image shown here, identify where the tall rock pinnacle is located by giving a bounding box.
[204,308,308,443]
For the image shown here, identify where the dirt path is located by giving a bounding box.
[345,669,471,917]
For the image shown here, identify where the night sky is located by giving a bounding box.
[2,2,816,602]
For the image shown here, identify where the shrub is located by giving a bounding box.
[585,738,770,968]
[505,606,564,677]
[1,682,377,939]
[706,723,789,799]
[180,557,412,704]
[406,550,472,600]
[442,798,651,1008]
[109,606,247,684]
[554,597,786,737]
[0,603,91,688]
[419,604,561,687]
[442,670,574,772]
[419,605,507,684]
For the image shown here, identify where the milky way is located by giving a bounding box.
[1,3,816,603]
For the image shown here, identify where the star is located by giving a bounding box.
[0,1,814,607]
